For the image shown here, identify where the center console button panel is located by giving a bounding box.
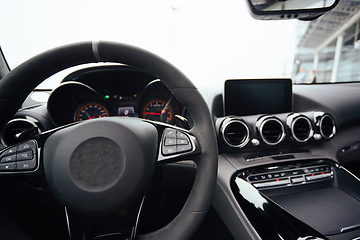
[239,161,333,189]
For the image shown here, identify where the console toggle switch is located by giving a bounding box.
[291,176,305,184]
[253,178,290,188]
[306,172,332,181]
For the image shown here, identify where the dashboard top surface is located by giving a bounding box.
[9,65,360,171]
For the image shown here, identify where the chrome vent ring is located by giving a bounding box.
[320,115,336,139]
[291,116,313,142]
[221,118,250,148]
[259,117,285,145]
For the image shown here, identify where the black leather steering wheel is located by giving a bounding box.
[0,41,218,239]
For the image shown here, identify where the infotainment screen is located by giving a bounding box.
[224,79,292,116]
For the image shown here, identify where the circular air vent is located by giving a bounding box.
[291,116,313,142]
[1,118,41,146]
[320,115,336,139]
[259,117,285,145]
[221,118,250,148]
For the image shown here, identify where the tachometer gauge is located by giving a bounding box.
[75,103,109,122]
[142,100,174,124]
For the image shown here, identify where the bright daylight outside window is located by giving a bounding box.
[292,1,360,84]
[0,0,359,89]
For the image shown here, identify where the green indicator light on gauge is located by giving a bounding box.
[104,95,110,99]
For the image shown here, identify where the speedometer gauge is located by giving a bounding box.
[75,103,109,122]
[142,100,174,124]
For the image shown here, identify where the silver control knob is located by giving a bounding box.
[251,139,260,146]
[313,133,322,141]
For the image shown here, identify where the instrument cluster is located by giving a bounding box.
[46,66,185,127]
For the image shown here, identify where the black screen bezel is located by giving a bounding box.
[224,79,292,116]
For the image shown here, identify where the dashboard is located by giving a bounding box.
[3,64,360,240]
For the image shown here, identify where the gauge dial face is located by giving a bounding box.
[142,100,174,124]
[75,103,109,122]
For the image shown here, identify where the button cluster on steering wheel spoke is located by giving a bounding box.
[162,128,192,156]
[0,140,37,172]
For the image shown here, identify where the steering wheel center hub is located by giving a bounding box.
[43,118,158,215]
[70,137,125,191]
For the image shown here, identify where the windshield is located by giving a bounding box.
[1,0,359,90]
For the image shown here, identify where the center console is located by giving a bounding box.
[233,159,360,240]
[212,79,360,240]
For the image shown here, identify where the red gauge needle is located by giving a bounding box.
[145,112,161,116]
[88,116,96,119]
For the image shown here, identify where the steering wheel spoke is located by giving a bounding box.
[63,182,151,240]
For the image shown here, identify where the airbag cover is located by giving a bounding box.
[43,117,158,216]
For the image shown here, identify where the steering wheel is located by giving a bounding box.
[0,41,218,240]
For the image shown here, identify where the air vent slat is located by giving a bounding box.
[291,117,312,142]
[259,118,285,145]
[221,119,250,148]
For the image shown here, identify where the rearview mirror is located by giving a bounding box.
[246,0,340,20]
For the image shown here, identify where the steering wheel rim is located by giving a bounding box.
[0,41,218,239]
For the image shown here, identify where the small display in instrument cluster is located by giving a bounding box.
[105,92,140,118]
[118,107,134,117]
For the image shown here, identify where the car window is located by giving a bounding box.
[0,0,359,89]
[0,0,295,90]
